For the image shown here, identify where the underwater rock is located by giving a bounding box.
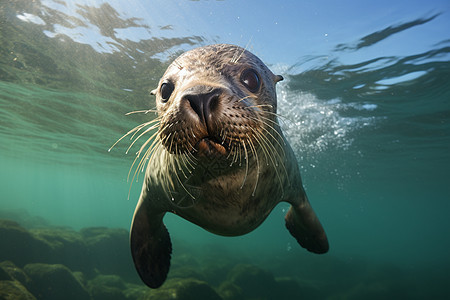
[31,227,90,272]
[87,274,127,300]
[168,265,206,282]
[141,278,222,300]
[23,263,90,300]
[327,263,413,300]
[0,261,32,287]
[170,244,243,287]
[275,277,318,300]
[169,251,209,281]
[89,274,127,289]
[0,219,52,266]
[0,218,139,281]
[73,271,87,288]
[122,283,149,300]
[81,227,137,280]
[170,252,201,271]
[0,280,36,300]
[217,281,242,300]
[201,262,235,288]
[0,266,10,281]
[0,209,50,229]
[223,264,278,300]
[329,282,392,300]
[219,264,320,300]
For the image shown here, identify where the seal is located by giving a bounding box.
[114,44,329,288]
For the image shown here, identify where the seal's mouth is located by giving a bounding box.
[194,137,227,157]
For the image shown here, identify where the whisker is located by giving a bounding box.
[252,129,285,195]
[237,95,253,103]
[163,132,173,153]
[255,121,286,158]
[261,111,291,126]
[246,133,259,196]
[173,59,183,70]
[252,113,281,128]
[227,143,237,165]
[240,140,249,189]
[251,129,269,165]
[185,136,196,153]
[249,115,286,147]
[265,136,288,185]
[108,118,159,152]
[247,104,274,112]
[245,107,289,131]
[169,132,178,154]
[184,152,196,173]
[110,108,164,200]
[124,135,161,200]
[129,118,160,140]
[175,147,189,180]
[172,157,196,202]
[126,124,160,154]
[259,109,296,132]
[179,154,190,176]
[158,143,175,197]
[234,142,238,165]
[148,139,163,168]
[134,132,159,161]
[130,136,158,182]
[125,108,158,115]
[230,46,240,64]
[124,154,142,199]
[234,39,252,64]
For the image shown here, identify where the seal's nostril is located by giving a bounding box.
[202,91,221,132]
[184,87,222,131]
[209,94,220,114]
[186,95,204,122]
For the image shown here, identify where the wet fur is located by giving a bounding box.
[112,44,329,288]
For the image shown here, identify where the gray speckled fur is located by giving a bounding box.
[129,44,329,288]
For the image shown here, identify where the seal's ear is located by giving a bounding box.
[274,75,284,83]
[150,88,157,95]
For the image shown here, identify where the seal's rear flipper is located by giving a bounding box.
[130,203,172,288]
[285,199,329,254]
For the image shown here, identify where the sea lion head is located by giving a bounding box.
[152,44,284,159]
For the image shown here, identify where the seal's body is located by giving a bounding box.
[126,44,328,288]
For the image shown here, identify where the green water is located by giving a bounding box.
[1,0,449,299]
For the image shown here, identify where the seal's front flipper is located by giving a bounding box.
[285,196,329,254]
[130,201,172,288]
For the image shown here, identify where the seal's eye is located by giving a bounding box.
[240,69,260,93]
[160,81,174,102]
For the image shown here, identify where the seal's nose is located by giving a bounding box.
[184,87,222,131]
